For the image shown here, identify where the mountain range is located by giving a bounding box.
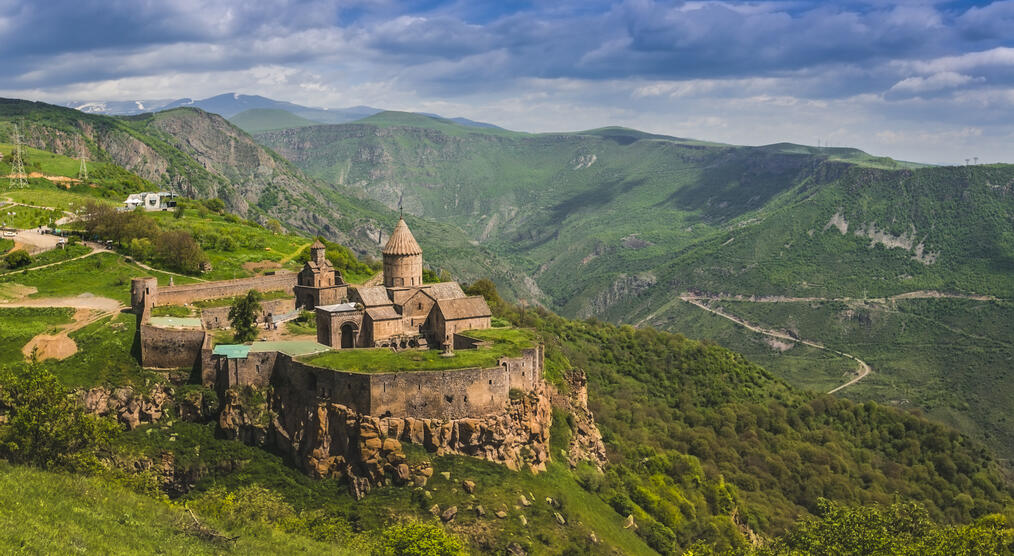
[61,92,501,131]
[5,95,1014,461]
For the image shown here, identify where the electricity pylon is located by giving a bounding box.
[78,147,88,182]
[8,124,27,189]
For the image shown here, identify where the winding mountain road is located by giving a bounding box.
[678,296,872,394]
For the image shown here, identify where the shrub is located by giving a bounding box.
[0,360,117,470]
[4,249,30,268]
[377,521,466,556]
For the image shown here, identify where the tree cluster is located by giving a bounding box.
[82,202,207,274]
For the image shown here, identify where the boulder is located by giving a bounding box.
[440,506,457,522]
[462,479,476,494]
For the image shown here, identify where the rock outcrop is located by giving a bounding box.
[552,369,609,470]
[217,381,553,498]
[78,384,217,429]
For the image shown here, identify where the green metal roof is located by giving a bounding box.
[149,316,202,328]
[212,344,251,359]
[249,340,330,357]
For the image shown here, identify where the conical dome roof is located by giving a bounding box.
[310,238,326,250]
[383,217,422,256]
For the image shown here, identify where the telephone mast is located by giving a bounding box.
[8,123,27,189]
[77,146,88,182]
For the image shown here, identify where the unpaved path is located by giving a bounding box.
[0,293,123,312]
[679,290,998,303]
[679,296,871,394]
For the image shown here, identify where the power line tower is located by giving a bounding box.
[8,123,27,190]
[77,146,88,182]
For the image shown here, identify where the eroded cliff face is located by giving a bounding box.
[218,381,555,498]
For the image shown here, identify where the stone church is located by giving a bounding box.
[297,217,492,350]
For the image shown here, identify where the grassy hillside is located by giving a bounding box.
[0,100,532,299]
[255,116,1014,461]
[228,109,319,133]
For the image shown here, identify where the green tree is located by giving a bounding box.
[0,357,116,470]
[4,249,31,268]
[155,230,206,274]
[377,521,466,556]
[228,290,263,343]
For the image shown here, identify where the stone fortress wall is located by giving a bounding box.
[131,273,299,313]
[202,344,544,420]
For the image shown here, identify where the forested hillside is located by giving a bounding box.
[255,114,1014,462]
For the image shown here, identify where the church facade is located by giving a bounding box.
[297,218,492,350]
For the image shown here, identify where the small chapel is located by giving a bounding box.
[296,217,492,351]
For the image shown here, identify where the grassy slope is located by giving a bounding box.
[0,462,346,555]
[229,108,318,134]
[0,307,73,365]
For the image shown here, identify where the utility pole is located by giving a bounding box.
[8,123,27,189]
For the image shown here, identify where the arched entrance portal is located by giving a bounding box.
[340,323,357,349]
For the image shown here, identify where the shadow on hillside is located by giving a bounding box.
[659,150,831,222]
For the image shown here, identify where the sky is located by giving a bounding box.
[1,0,1012,165]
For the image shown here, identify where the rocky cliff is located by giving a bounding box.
[218,380,558,498]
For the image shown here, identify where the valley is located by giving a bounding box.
[0,98,1010,554]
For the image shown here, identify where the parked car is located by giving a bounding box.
[2,231,15,237]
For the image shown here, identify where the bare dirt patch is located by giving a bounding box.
[22,308,94,361]
[242,260,283,273]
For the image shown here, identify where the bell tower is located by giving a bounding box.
[382,217,423,288]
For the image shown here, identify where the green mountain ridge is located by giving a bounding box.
[0,98,532,300]
[228,108,319,133]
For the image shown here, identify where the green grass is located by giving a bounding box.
[0,462,347,555]
[0,307,73,366]
[47,312,165,389]
[4,187,117,212]
[152,304,195,317]
[0,203,61,229]
[191,289,291,308]
[0,252,195,303]
[0,243,90,273]
[304,328,535,373]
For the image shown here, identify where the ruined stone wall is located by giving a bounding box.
[140,324,208,369]
[153,273,298,307]
[200,298,297,329]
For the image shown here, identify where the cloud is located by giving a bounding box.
[1,0,1014,165]
[888,71,983,95]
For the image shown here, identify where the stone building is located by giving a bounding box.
[294,239,348,308]
[315,217,491,350]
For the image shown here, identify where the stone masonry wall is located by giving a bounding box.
[150,273,298,307]
[200,298,297,329]
[140,324,208,369]
[202,346,542,420]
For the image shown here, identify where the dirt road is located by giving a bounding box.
[680,296,872,394]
